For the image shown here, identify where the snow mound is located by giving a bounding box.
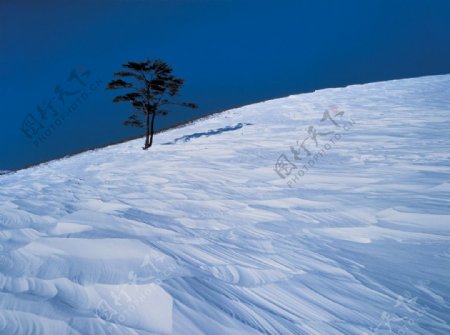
[1,75,450,334]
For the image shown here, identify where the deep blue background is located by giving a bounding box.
[1,0,449,171]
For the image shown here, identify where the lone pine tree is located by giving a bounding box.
[107,59,197,149]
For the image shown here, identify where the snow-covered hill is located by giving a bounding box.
[1,75,450,335]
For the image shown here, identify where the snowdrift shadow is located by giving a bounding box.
[162,122,252,145]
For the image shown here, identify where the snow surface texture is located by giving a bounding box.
[1,75,450,335]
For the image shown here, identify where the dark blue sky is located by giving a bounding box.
[1,0,449,171]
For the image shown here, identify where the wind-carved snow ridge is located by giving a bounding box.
[1,74,450,334]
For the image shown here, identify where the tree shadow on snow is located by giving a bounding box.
[162,123,252,145]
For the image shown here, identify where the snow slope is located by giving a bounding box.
[1,75,450,334]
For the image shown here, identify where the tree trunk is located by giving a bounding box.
[149,111,156,148]
[143,110,151,150]
[143,110,156,150]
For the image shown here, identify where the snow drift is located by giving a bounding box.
[1,75,450,334]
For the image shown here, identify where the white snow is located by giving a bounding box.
[1,74,450,334]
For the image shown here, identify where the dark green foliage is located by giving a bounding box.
[124,114,142,128]
[107,58,197,149]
